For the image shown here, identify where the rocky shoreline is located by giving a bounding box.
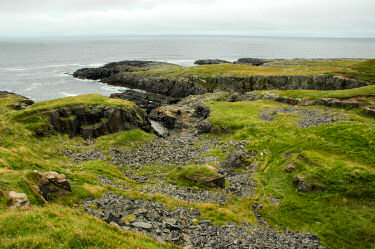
[73,60,368,99]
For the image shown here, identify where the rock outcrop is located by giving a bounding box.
[194,59,231,65]
[7,191,31,208]
[149,92,226,132]
[110,90,180,114]
[0,91,35,110]
[49,104,151,138]
[234,58,270,66]
[35,171,72,200]
[364,106,375,117]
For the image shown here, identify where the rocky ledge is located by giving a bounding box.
[49,104,152,138]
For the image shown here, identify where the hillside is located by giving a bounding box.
[1,59,375,249]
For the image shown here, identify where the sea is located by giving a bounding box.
[0,36,375,101]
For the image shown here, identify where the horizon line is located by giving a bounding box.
[1,34,375,39]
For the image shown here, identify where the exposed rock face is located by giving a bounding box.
[194,59,231,65]
[293,175,325,192]
[73,61,175,80]
[149,93,224,132]
[364,106,375,117]
[184,165,225,189]
[36,171,72,200]
[7,191,31,208]
[234,58,270,66]
[49,104,151,138]
[73,61,367,98]
[221,149,254,169]
[110,90,180,114]
[316,98,365,109]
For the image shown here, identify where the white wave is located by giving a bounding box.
[1,67,26,71]
[164,59,195,66]
[60,92,78,97]
[87,63,105,67]
[99,83,129,92]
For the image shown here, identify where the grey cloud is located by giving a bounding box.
[0,0,374,37]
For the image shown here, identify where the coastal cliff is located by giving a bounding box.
[73,59,370,97]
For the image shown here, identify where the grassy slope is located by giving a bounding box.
[0,205,178,249]
[207,100,375,249]
[0,94,178,249]
[1,84,375,249]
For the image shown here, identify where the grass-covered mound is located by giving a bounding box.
[10,94,139,134]
[168,165,224,188]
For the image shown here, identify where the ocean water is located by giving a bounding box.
[0,36,374,101]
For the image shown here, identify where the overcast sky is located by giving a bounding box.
[1,0,374,38]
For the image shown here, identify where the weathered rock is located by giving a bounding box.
[196,120,214,134]
[364,106,375,117]
[185,166,225,189]
[194,105,210,119]
[110,90,180,114]
[36,171,72,200]
[84,193,325,249]
[226,92,241,102]
[0,92,35,110]
[49,104,151,138]
[150,93,221,132]
[293,175,325,192]
[234,58,270,66]
[277,96,301,105]
[132,221,153,231]
[10,98,35,110]
[285,162,297,172]
[316,98,365,109]
[194,59,231,65]
[7,191,31,208]
[221,150,250,169]
[141,183,228,203]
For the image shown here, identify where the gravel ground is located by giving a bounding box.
[84,193,325,249]
[259,107,346,128]
[140,183,228,203]
[65,149,106,163]
[110,133,217,168]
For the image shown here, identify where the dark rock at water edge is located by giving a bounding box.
[0,91,35,109]
[49,105,152,138]
[73,60,175,80]
[234,58,270,66]
[194,59,231,65]
[73,60,368,98]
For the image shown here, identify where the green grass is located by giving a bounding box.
[9,94,138,135]
[130,59,372,78]
[206,100,375,249]
[336,59,375,83]
[265,84,375,101]
[1,87,375,248]
[0,204,179,249]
